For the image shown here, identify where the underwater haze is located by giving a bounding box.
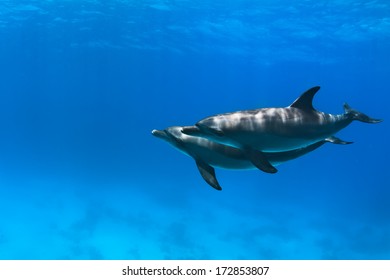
[0,0,389,259]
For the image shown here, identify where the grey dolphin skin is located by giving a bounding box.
[152,126,351,190]
[182,86,382,174]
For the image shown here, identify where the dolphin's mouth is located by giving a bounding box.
[196,123,224,137]
[181,125,201,136]
[152,128,184,147]
[151,129,168,139]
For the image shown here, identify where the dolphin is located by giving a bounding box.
[182,86,382,174]
[152,126,352,190]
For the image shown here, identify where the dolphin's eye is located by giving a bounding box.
[215,129,224,137]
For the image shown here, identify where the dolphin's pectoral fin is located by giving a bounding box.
[325,136,353,145]
[245,148,278,174]
[195,160,222,191]
[289,86,320,112]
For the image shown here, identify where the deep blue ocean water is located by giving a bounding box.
[0,0,389,259]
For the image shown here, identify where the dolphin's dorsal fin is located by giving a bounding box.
[289,86,320,111]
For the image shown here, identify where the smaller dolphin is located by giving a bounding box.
[152,126,351,190]
[182,86,381,174]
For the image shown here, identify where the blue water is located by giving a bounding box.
[0,0,389,260]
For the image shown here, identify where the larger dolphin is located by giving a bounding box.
[182,86,382,173]
[152,126,351,190]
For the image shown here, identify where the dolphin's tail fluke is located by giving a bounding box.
[343,103,382,124]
